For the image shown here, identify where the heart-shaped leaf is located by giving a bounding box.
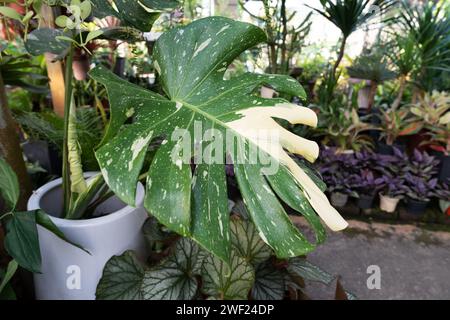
[96,250,145,300]
[0,260,18,295]
[25,28,71,56]
[251,260,285,300]
[201,250,254,300]
[141,238,202,300]
[4,211,41,273]
[90,0,160,32]
[230,217,272,265]
[90,17,347,264]
[287,257,334,285]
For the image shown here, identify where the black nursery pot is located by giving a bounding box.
[405,198,429,215]
[376,141,406,155]
[357,194,375,209]
[439,155,450,183]
[22,140,62,175]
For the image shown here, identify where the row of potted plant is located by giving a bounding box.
[318,147,450,215]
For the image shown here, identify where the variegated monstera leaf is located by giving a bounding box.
[90,17,347,263]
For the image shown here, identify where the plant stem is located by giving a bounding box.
[392,74,406,111]
[332,35,347,80]
[62,45,74,214]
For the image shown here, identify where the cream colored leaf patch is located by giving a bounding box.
[227,103,348,231]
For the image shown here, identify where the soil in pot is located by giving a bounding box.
[330,192,348,207]
[357,194,375,209]
[379,194,400,213]
[405,198,429,215]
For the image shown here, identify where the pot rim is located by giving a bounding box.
[379,193,401,200]
[27,172,145,228]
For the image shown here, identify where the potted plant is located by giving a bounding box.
[378,176,404,213]
[87,14,351,303]
[315,106,376,152]
[12,10,349,300]
[403,174,437,215]
[352,169,384,209]
[376,106,420,155]
[408,91,450,181]
[346,48,397,111]
[17,0,182,299]
[0,158,84,299]
[318,148,356,207]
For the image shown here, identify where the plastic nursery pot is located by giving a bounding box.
[439,155,450,183]
[330,192,348,207]
[379,194,400,213]
[27,173,148,300]
[357,194,375,210]
[405,198,430,215]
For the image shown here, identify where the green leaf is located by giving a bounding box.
[35,210,89,253]
[140,0,181,11]
[142,216,173,244]
[90,0,160,32]
[79,0,92,20]
[0,6,23,22]
[0,158,19,210]
[142,238,201,300]
[230,217,272,265]
[90,17,346,263]
[55,15,73,28]
[96,250,145,300]
[251,260,285,300]
[84,29,103,44]
[0,260,18,295]
[287,257,334,285]
[25,28,71,56]
[99,26,143,42]
[4,211,41,273]
[201,250,254,300]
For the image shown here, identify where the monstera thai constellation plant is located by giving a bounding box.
[90,17,348,264]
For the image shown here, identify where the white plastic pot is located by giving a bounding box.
[379,194,400,213]
[27,174,148,300]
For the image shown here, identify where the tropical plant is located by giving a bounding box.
[238,0,313,75]
[397,0,450,94]
[315,106,375,152]
[0,158,84,299]
[95,213,350,300]
[309,0,397,79]
[378,175,404,198]
[350,169,384,197]
[347,47,397,84]
[22,0,182,219]
[0,45,46,209]
[402,149,440,181]
[408,91,450,153]
[318,148,357,196]
[403,174,440,202]
[377,106,420,146]
[90,17,348,264]
[385,32,420,110]
[347,46,397,110]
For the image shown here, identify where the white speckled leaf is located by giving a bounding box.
[90,17,346,264]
